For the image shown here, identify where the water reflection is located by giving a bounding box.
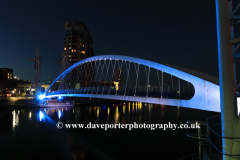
[1,101,220,160]
[97,107,99,118]
[161,105,166,119]
[9,102,180,132]
[12,110,19,131]
[58,109,62,119]
[177,106,180,118]
[39,110,44,121]
[114,106,119,124]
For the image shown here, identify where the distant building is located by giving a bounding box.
[59,20,95,88]
[0,79,49,98]
[61,20,94,69]
[0,68,13,80]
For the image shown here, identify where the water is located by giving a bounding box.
[0,102,219,160]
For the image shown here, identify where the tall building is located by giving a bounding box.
[0,68,13,80]
[62,20,94,68]
[60,20,94,88]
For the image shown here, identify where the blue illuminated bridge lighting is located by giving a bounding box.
[43,55,221,112]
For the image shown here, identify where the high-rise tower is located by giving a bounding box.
[61,20,94,69]
[59,20,94,89]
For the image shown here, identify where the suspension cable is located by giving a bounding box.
[97,59,106,94]
[109,60,117,95]
[161,71,163,98]
[87,60,95,94]
[124,61,131,96]
[102,60,111,94]
[92,60,100,94]
[116,60,123,95]
[157,70,161,98]
[134,63,139,96]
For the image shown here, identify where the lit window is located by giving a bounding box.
[81,51,85,54]
[64,47,66,50]
[69,55,71,57]
[82,45,85,47]
[69,47,71,49]
[8,73,9,75]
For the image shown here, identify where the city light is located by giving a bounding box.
[39,94,45,100]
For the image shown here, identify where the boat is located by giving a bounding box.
[39,99,74,107]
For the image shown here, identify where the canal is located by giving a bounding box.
[0,101,219,159]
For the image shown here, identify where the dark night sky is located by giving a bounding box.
[0,0,238,84]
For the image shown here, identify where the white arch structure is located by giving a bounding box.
[44,55,220,112]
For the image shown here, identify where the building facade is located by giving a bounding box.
[59,20,95,88]
[62,20,94,68]
[0,79,49,98]
[0,68,13,80]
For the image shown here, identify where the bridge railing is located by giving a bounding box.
[181,115,240,159]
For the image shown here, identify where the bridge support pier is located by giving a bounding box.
[215,0,239,159]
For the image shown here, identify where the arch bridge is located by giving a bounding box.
[43,55,220,112]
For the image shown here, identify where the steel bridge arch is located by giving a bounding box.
[44,55,220,112]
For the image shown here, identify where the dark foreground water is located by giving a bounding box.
[0,101,219,160]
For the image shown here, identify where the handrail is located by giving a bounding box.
[184,115,240,159]
[205,115,240,158]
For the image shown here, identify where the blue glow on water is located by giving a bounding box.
[103,106,105,110]
[58,110,62,119]
[39,111,44,121]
